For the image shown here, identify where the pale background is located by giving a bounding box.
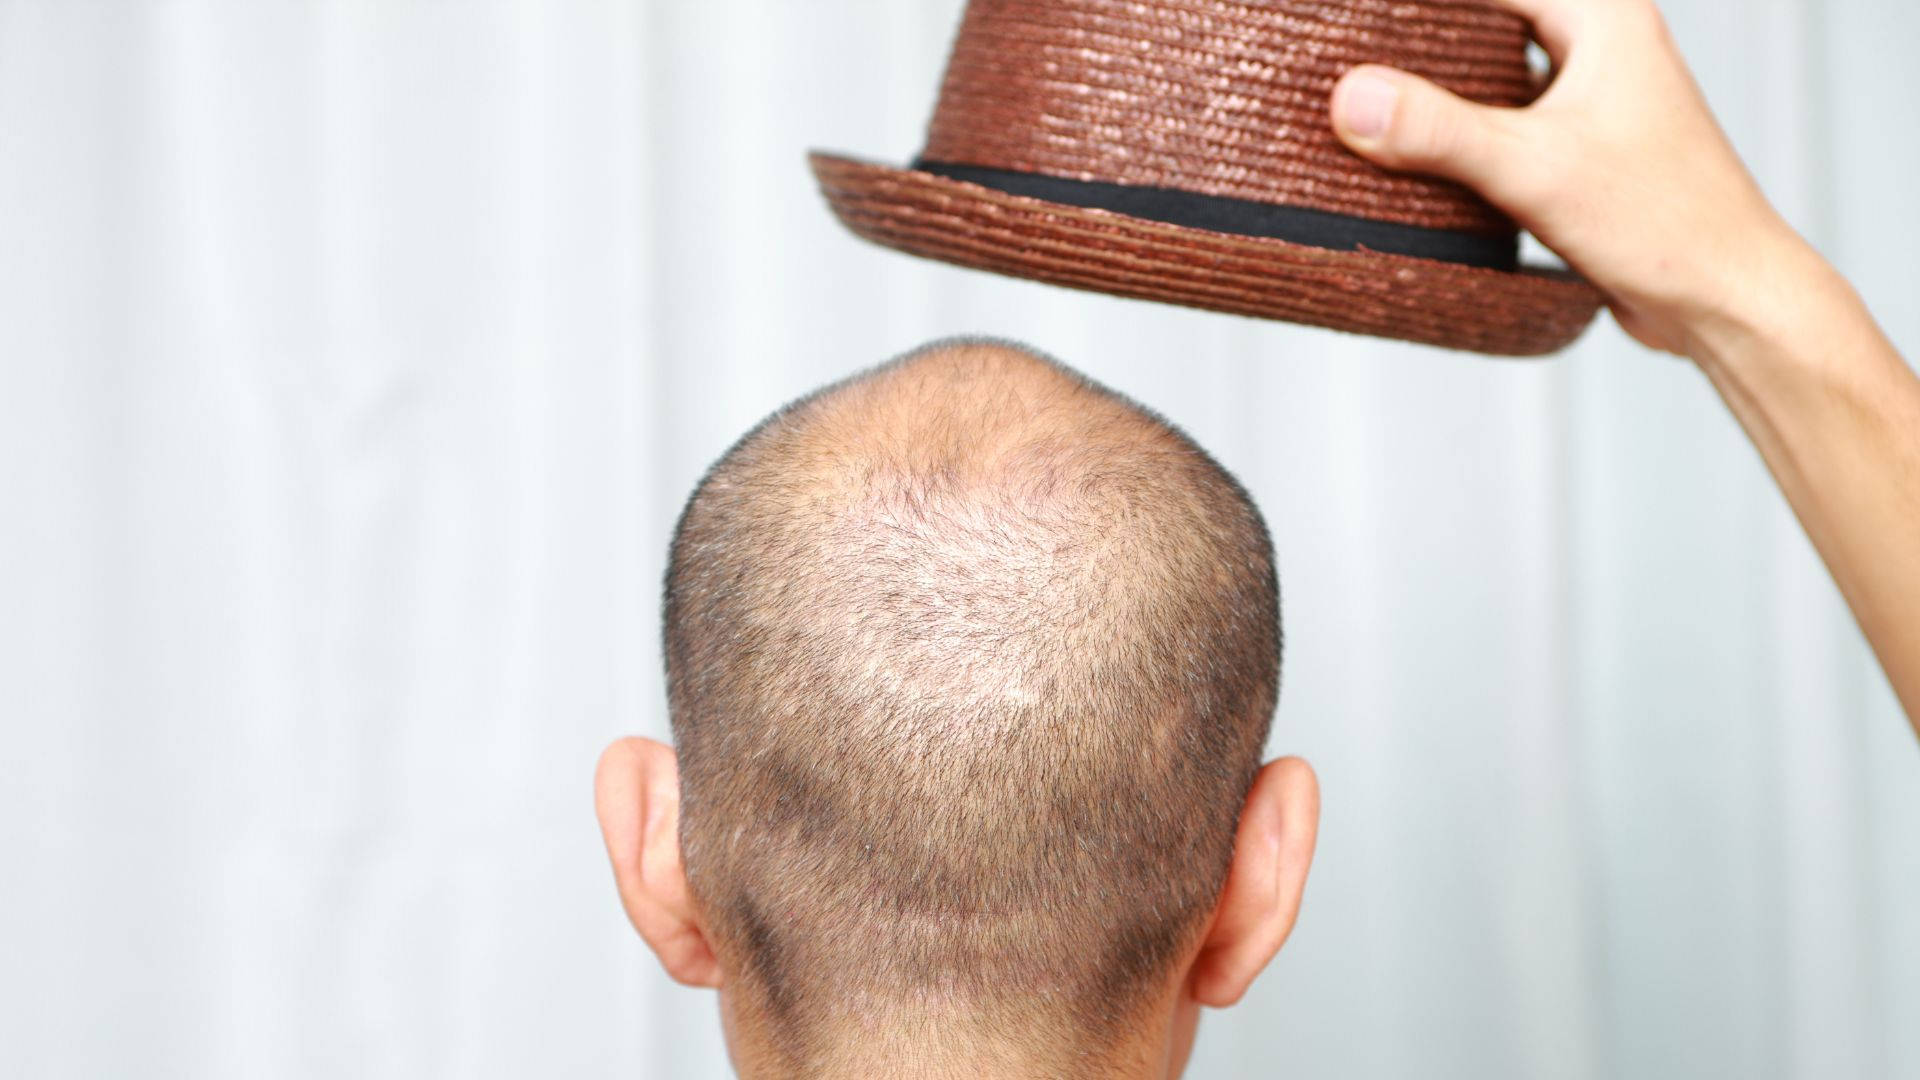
[3,1,1917,1077]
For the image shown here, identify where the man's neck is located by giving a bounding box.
[722,998,1183,1079]
[732,1043,1171,1080]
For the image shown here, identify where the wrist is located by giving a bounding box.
[1680,224,1850,381]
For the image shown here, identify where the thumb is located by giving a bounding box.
[1330,65,1520,194]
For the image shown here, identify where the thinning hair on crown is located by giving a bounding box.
[663,338,1280,1059]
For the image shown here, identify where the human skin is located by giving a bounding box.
[595,737,1320,1079]
[599,7,1918,1077]
[1331,0,1920,734]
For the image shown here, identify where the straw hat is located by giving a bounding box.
[809,0,1603,356]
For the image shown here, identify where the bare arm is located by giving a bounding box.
[1327,0,1920,731]
[1687,242,1920,727]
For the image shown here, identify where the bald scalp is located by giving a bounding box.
[663,340,1279,1067]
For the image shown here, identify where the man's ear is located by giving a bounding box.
[1185,756,1320,1008]
[594,737,723,988]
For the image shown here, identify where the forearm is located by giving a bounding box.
[1690,234,1920,729]
[1328,0,1920,735]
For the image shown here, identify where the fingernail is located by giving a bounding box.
[1337,71,1399,140]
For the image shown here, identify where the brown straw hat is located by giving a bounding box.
[809,0,1603,356]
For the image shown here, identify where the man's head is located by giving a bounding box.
[597,340,1318,1078]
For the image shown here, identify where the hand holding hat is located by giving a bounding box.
[1339,0,1920,730]
[1329,0,1804,359]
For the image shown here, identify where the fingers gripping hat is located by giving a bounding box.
[810,0,1602,356]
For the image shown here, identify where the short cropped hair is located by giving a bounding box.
[663,340,1279,1064]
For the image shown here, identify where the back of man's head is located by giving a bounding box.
[663,340,1280,1070]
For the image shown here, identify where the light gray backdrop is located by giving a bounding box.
[2,1,1916,1077]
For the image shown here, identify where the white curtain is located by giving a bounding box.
[3,1,1916,1076]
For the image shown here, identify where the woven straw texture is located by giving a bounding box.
[812,152,1601,356]
[925,0,1533,233]
[812,0,1605,355]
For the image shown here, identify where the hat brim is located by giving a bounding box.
[810,152,1603,357]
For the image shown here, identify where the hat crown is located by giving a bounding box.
[921,0,1535,235]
